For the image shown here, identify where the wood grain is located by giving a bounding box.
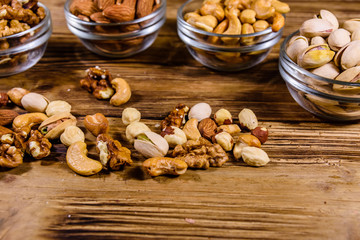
[1,0,360,239]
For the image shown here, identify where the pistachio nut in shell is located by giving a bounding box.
[134,131,169,158]
[327,28,351,51]
[317,10,339,30]
[343,19,360,33]
[338,40,360,70]
[125,121,151,143]
[333,66,360,94]
[21,93,49,113]
[299,18,334,38]
[286,36,309,62]
[310,36,326,45]
[241,146,270,167]
[38,112,77,140]
[188,102,212,122]
[297,44,335,69]
[351,29,360,41]
[310,62,340,80]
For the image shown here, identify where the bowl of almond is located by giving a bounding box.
[0,1,52,77]
[64,0,166,58]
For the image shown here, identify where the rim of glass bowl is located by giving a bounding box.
[64,0,166,26]
[0,3,51,41]
[177,0,280,38]
[281,30,360,87]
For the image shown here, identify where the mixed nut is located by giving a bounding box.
[0,0,46,67]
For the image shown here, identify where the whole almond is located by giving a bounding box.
[95,0,114,10]
[90,12,111,23]
[0,110,19,126]
[136,0,155,18]
[70,0,99,17]
[103,4,135,22]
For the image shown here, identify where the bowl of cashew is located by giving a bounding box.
[177,0,289,71]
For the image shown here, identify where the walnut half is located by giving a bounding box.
[26,130,52,159]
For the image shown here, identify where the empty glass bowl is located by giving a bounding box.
[0,3,52,77]
[177,0,283,71]
[64,0,166,58]
[279,30,360,122]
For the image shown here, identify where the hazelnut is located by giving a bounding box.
[214,108,233,125]
[198,118,217,140]
[7,88,30,107]
[241,146,270,167]
[251,127,268,144]
[214,131,234,151]
[188,102,212,122]
[122,107,141,125]
[238,108,258,131]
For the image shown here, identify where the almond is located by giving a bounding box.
[136,0,155,18]
[94,0,114,10]
[90,12,111,23]
[70,0,99,17]
[0,110,19,126]
[103,4,135,22]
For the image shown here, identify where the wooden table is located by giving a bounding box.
[1,1,360,239]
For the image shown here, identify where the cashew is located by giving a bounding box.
[241,23,255,45]
[253,20,269,32]
[7,87,30,107]
[122,107,141,125]
[183,118,201,140]
[194,15,218,32]
[271,0,290,14]
[208,19,229,44]
[240,9,256,24]
[184,11,201,26]
[12,113,48,133]
[60,126,85,147]
[125,121,151,143]
[84,113,109,137]
[142,157,188,176]
[109,78,131,106]
[200,0,224,21]
[271,11,285,32]
[66,141,103,176]
[221,8,241,45]
[251,0,275,20]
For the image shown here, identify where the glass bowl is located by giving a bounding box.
[279,30,360,122]
[0,3,52,77]
[177,0,283,72]
[64,0,166,58]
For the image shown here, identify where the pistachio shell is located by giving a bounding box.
[333,66,360,93]
[286,36,309,62]
[310,62,340,79]
[318,10,339,30]
[339,40,360,70]
[310,36,326,45]
[134,131,169,158]
[300,18,334,38]
[352,29,360,41]
[327,28,351,51]
[21,93,49,113]
[297,44,335,69]
[343,19,360,33]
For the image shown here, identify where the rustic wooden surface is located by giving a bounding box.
[1,0,360,239]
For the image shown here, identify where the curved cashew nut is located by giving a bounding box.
[271,0,290,14]
[110,78,131,106]
[194,15,218,32]
[200,1,224,21]
[143,157,188,176]
[66,141,103,176]
[12,113,48,134]
[271,12,285,32]
[221,8,241,45]
[251,0,275,20]
[208,19,229,44]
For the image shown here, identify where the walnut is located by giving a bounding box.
[160,103,189,131]
[0,5,40,26]
[172,137,229,168]
[0,126,25,168]
[96,134,132,170]
[26,130,52,159]
[80,66,115,100]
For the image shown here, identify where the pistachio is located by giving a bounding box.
[310,36,326,45]
[333,66,360,94]
[214,108,232,125]
[352,29,360,41]
[134,131,169,158]
[317,10,339,30]
[21,93,50,113]
[334,40,360,70]
[310,62,340,79]
[286,36,309,62]
[60,126,85,147]
[214,131,234,151]
[238,108,258,131]
[188,102,212,122]
[122,107,141,125]
[299,18,334,38]
[46,100,72,117]
[125,121,151,143]
[241,146,270,167]
[328,28,351,51]
[297,44,335,69]
[343,19,360,33]
[162,126,187,148]
[38,112,77,140]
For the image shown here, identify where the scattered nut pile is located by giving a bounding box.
[123,103,271,177]
[184,0,290,40]
[0,0,46,66]
[80,66,131,106]
[286,10,360,92]
[69,0,160,23]
[0,87,132,176]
